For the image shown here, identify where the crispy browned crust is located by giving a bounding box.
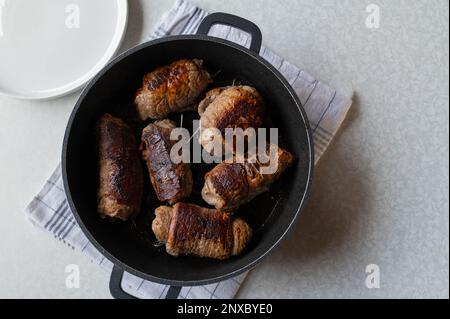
[206,162,249,207]
[135,59,212,120]
[202,144,295,211]
[198,86,265,155]
[200,85,264,130]
[96,114,144,221]
[153,203,252,260]
[215,93,264,134]
[167,203,233,259]
[141,120,193,204]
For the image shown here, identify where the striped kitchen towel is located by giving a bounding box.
[25,0,352,299]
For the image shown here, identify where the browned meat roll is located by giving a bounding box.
[152,203,252,260]
[135,59,212,120]
[202,144,295,211]
[198,86,265,153]
[141,120,193,205]
[96,114,144,221]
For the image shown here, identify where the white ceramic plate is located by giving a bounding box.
[0,0,128,100]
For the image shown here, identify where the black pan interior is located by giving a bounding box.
[63,37,313,285]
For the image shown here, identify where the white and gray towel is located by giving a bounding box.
[25,0,352,299]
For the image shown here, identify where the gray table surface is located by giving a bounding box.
[0,0,448,299]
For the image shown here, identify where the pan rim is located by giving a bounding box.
[62,34,315,287]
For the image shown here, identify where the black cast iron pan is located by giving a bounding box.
[62,13,314,299]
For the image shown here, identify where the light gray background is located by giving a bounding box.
[0,0,448,299]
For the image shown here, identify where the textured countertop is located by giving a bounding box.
[0,0,448,298]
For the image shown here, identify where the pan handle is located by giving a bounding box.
[197,12,262,54]
[109,265,137,299]
[109,265,182,299]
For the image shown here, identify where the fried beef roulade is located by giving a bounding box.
[152,203,252,260]
[135,59,212,120]
[198,85,265,154]
[96,114,144,221]
[202,144,295,211]
[141,120,193,205]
